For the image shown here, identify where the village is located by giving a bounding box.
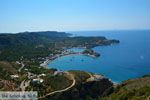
[40,48,100,68]
[40,50,81,68]
[10,60,105,94]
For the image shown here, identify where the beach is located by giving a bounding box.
[40,51,81,68]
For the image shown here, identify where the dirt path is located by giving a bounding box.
[86,72,93,78]
[20,79,25,91]
[85,72,95,82]
[18,62,24,72]
[39,72,76,99]
[20,72,31,91]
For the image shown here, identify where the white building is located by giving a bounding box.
[39,73,46,77]
[11,74,19,79]
[32,78,44,83]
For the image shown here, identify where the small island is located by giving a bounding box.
[82,49,100,57]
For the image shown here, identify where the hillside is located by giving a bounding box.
[0,61,149,100]
[0,31,119,62]
[0,31,71,47]
[100,76,150,100]
[38,72,150,100]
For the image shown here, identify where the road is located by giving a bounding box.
[86,72,95,82]
[20,72,31,91]
[39,72,76,99]
[20,79,25,91]
[18,62,24,72]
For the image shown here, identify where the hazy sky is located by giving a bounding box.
[0,0,150,32]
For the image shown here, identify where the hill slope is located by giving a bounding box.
[100,76,150,100]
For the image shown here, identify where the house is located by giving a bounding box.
[39,73,46,77]
[11,74,19,79]
[32,78,44,83]
[16,61,21,65]
[24,68,28,71]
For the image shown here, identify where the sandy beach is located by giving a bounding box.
[40,52,81,68]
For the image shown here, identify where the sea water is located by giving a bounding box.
[48,30,150,83]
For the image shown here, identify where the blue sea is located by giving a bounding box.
[48,30,150,83]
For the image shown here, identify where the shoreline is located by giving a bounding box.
[40,49,100,68]
[40,50,118,84]
[40,42,117,69]
[40,52,82,68]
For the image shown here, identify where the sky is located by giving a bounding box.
[0,0,150,33]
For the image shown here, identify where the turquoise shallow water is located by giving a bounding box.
[48,30,150,83]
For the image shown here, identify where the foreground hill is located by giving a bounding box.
[0,61,149,100]
[42,74,149,100]
[100,76,150,100]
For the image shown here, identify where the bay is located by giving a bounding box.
[48,30,150,83]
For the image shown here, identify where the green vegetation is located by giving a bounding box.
[54,36,119,49]
[142,74,150,78]
[43,74,150,100]
[69,70,91,83]
[47,78,113,100]
[0,31,119,63]
[0,31,69,62]
[100,76,150,100]
[26,73,72,97]
[0,31,70,47]
[82,49,100,57]
[100,87,150,100]
[0,61,19,80]
[3,31,149,100]
[0,61,23,91]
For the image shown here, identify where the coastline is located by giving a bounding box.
[40,39,119,69]
[40,48,101,68]
[40,49,118,84]
[40,52,82,68]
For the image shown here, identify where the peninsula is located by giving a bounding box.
[82,49,100,57]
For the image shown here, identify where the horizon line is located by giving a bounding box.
[0,29,150,33]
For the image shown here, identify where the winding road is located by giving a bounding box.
[39,72,76,99]
[85,72,95,82]
[20,72,31,91]
[18,62,24,72]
